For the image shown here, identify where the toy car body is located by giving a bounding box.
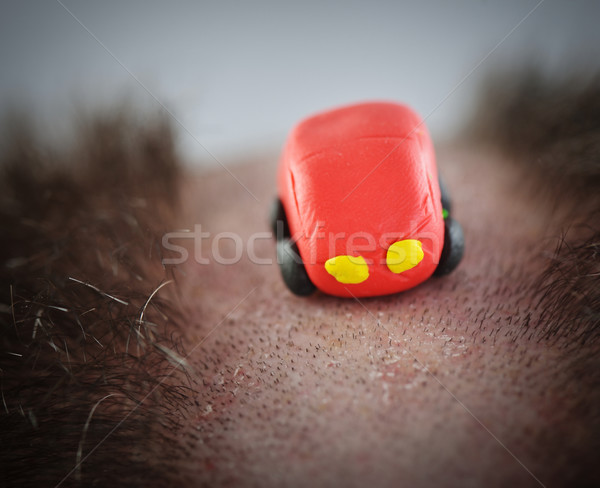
[273,101,463,298]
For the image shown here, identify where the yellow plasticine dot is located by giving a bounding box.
[324,255,369,284]
[386,240,424,274]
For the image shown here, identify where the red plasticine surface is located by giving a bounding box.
[278,102,444,297]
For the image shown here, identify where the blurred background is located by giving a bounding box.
[1,0,599,166]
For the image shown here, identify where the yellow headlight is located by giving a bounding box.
[324,255,369,284]
[386,240,424,274]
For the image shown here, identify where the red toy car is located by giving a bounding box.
[272,101,463,297]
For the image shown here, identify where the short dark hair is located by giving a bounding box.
[0,109,194,487]
[1,69,600,486]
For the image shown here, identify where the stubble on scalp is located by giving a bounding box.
[469,69,600,482]
[470,68,600,348]
[1,68,599,487]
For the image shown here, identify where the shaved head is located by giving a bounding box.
[1,70,599,487]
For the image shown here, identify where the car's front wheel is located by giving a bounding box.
[434,216,464,276]
[276,238,316,296]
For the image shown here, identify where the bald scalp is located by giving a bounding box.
[1,68,599,487]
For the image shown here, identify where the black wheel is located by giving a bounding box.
[439,174,452,215]
[276,238,316,296]
[270,198,290,241]
[434,216,464,276]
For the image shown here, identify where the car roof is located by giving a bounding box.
[288,101,423,161]
[280,102,437,240]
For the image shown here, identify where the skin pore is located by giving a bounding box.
[1,71,599,487]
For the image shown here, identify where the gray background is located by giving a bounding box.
[1,0,599,164]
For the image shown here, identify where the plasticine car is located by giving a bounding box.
[271,101,464,297]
